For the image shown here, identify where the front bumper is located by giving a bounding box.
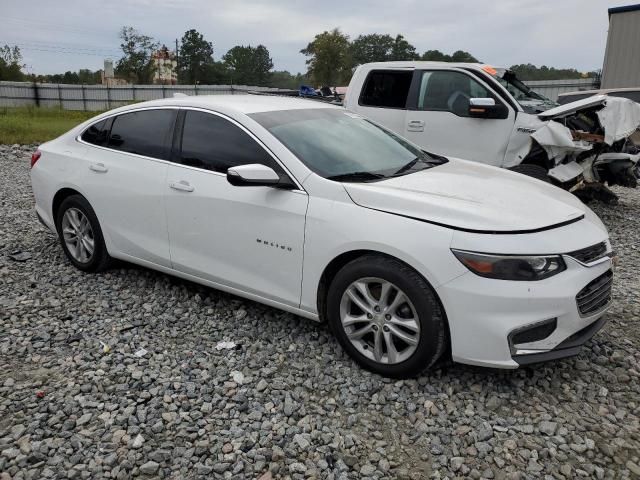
[512,314,608,366]
[435,254,614,369]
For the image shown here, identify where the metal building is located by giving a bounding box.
[601,4,640,88]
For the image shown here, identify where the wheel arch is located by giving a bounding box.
[52,187,84,226]
[316,249,449,325]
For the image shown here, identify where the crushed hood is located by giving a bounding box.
[538,95,640,146]
[343,159,586,233]
[538,95,609,119]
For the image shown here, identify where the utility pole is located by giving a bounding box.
[175,38,179,84]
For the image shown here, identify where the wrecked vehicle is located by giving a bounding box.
[344,62,640,203]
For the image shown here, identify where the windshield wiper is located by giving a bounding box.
[327,171,386,182]
[393,157,421,176]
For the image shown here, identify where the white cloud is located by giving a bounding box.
[1,0,612,75]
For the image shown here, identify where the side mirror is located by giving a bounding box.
[227,164,281,187]
[468,98,509,119]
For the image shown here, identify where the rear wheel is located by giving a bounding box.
[327,255,447,378]
[508,164,551,183]
[55,195,111,272]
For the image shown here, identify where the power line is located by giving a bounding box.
[1,39,120,54]
[1,41,121,57]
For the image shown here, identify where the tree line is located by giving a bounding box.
[301,29,480,85]
[0,27,599,87]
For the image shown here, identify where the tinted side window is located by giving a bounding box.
[108,109,176,160]
[81,119,110,146]
[359,70,413,109]
[418,71,494,117]
[179,111,280,173]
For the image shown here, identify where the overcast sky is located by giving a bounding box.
[1,0,619,76]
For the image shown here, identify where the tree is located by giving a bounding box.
[223,45,273,86]
[301,28,353,86]
[450,50,478,62]
[202,61,230,85]
[0,45,25,81]
[351,34,395,65]
[269,70,311,89]
[421,49,478,62]
[509,63,597,81]
[389,35,419,61]
[421,49,450,61]
[178,29,215,84]
[115,26,158,84]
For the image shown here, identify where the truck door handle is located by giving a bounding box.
[407,120,425,132]
[170,180,194,192]
[89,162,108,173]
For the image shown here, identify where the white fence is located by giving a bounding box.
[0,78,600,110]
[523,78,599,101]
[0,82,290,111]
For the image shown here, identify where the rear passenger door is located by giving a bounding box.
[80,108,177,266]
[164,109,308,308]
[404,69,516,166]
[353,69,413,135]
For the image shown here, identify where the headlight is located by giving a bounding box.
[451,249,566,281]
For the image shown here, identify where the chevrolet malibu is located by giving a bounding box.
[30,95,615,377]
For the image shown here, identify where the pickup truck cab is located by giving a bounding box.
[344,62,639,202]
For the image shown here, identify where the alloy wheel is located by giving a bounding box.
[339,277,420,364]
[61,208,95,263]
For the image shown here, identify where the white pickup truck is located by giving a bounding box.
[344,62,640,203]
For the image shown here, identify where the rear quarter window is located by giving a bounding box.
[81,119,111,146]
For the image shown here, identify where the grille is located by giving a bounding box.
[576,270,613,316]
[568,242,607,264]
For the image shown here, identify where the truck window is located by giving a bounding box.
[359,70,413,109]
[418,71,494,117]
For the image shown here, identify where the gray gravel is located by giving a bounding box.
[1,144,639,479]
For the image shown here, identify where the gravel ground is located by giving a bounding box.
[1,144,639,480]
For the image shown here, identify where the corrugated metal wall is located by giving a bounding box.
[601,8,640,88]
[0,82,288,111]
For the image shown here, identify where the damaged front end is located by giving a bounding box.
[511,95,640,204]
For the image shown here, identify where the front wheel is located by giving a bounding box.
[326,255,447,378]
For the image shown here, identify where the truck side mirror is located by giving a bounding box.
[469,98,509,119]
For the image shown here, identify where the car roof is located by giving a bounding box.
[357,61,495,70]
[114,94,340,115]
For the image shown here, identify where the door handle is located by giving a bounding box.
[169,180,194,192]
[89,162,108,173]
[407,120,425,132]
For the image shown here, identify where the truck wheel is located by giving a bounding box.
[508,164,551,183]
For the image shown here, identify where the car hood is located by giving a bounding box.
[343,159,586,233]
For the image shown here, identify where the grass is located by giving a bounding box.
[0,106,103,144]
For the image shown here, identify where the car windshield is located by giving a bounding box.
[491,69,558,113]
[250,108,446,181]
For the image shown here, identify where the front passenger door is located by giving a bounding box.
[164,109,308,308]
[404,69,516,167]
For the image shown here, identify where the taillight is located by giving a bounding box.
[30,150,41,169]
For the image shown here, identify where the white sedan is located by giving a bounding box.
[30,95,615,377]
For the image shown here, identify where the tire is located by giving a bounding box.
[55,194,111,272]
[508,164,551,183]
[326,255,447,378]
